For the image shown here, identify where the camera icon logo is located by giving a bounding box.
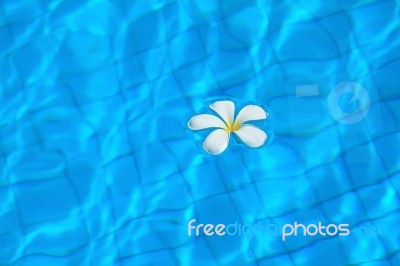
[327,82,370,124]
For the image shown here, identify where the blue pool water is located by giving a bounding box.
[1,0,400,265]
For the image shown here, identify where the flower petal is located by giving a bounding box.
[203,129,230,155]
[234,125,267,148]
[235,105,268,125]
[188,114,226,130]
[209,100,235,125]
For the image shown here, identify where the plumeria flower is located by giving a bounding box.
[188,100,268,155]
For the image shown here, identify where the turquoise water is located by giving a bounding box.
[1,0,400,265]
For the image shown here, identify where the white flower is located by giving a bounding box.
[188,100,268,155]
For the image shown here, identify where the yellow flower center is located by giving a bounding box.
[225,120,241,132]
